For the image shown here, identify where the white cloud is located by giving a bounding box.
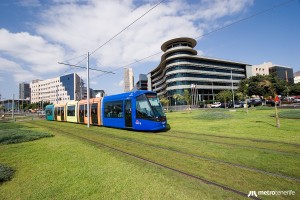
[0,29,66,74]
[36,0,253,69]
[118,80,124,87]
[0,0,254,96]
[0,57,38,82]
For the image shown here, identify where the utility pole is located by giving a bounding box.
[87,52,90,128]
[58,53,114,128]
[231,70,235,108]
[211,80,214,103]
[12,94,14,120]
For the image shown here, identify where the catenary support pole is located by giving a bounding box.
[231,70,235,108]
[87,52,90,128]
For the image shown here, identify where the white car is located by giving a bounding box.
[211,102,221,108]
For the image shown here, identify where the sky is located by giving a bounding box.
[0,0,299,99]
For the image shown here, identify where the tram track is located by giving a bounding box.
[33,121,300,182]
[35,122,260,200]
[166,130,300,147]
[156,133,300,156]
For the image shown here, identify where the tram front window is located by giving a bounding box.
[146,94,165,118]
[136,94,165,121]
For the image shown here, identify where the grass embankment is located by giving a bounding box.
[0,108,299,199]
[0,122,53,145]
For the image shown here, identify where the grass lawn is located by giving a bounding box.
[0,108,299,199]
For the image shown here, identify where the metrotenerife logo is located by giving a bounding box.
[248,191,258,198]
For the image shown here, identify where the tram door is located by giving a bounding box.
[125,100,132,128]
[61,107,65,121]
[91,103,98,125]
[79,105,84,123]
[54,108,57,120]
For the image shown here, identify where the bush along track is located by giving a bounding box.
[0,164,15,183]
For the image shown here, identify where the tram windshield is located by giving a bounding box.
[136,94,165,121]
[45,108,52,116]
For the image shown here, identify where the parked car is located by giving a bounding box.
[220,102,233,108]
[211,102,221,108]
[294,99,300,103]
[248,99,262,107]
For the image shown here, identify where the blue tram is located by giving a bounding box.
[45,91,167,131]
[102,90,166,131]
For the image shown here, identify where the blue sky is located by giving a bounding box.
[0,0,299,100]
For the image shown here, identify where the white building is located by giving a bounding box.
[294,71,300,83]
[30,73,82,104]
[124,68,134,92]
[248,62,272,77]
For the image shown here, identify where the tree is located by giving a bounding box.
[173,94,183,110]
[183,89,191,109]
[238,74,287,97]
[259,80,280,128]
[216,90,232,108]
[159,97,169,111]
[290,83,300,95]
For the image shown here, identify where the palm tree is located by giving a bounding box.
[259,80,280,128]
[173,94,183,111]
[159,97,169,111]
[183,89,191,109]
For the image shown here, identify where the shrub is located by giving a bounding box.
[0,164,15,183]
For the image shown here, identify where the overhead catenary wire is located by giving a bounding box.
[91,0,296,79]
[73,0,165,67]
[194,0,295,40]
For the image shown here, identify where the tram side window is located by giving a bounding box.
[46,109,52,116]
[136,95,154,119]
[104,101,123,118]
[57,108,61,116]
[67,106,75,116]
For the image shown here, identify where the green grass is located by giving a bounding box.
[278,109,300,119]
[0,122,53,145]
[0,108,299,199]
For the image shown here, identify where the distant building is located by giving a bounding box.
[294,71,300,83]
[81,87,95,99]
[30,73,83,104]
[269,65,294,84]
[19,82,31,99]
[0,98,30,112]
[124,68,134,92]
[94,89,105,97]
[248,62,271,77]
[149,37,248,105]
[135,74,148,90]
[249,62,294,84]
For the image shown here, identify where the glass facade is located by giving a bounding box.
[269,66,294,84]
[150,37,248,105]
[60,74,75,100]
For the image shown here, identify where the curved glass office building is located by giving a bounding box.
[149,37,248,105]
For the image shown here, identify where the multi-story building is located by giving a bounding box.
[248,62,272,77]
[19,82,31,99]
[294,71,300,84]
[135,74,148,90]
[124,68,134,92]
[149,37,249,105]
[94,89,105,97]
[30,73,82,104]
[269,65,294,84]
[249,62,294,84]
